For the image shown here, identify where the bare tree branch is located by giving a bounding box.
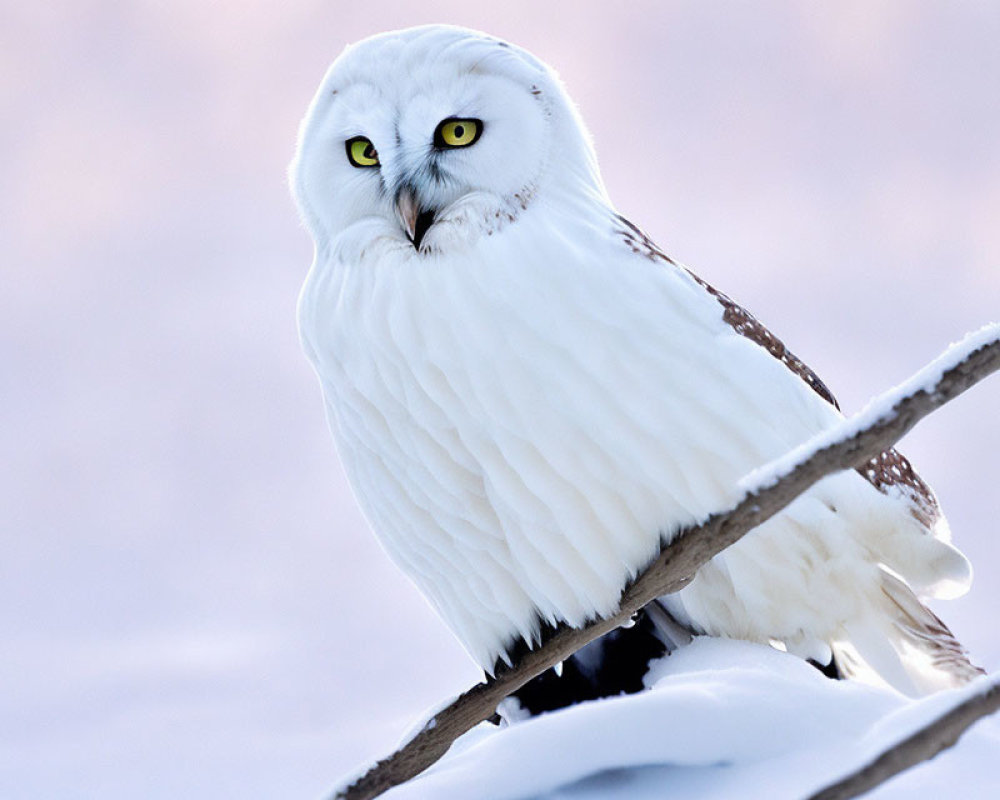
[808,675,1000,800]
[335,326,1000,800]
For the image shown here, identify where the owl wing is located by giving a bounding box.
[614,214,945,533]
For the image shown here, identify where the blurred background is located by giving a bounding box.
[2,2,998,797]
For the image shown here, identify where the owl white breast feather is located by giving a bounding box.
[291,24,980,701]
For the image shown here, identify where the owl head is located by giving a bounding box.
[291,25,609,259]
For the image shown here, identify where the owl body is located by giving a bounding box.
[294,25,976,697]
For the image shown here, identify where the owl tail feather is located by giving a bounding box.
[831,569,984,697]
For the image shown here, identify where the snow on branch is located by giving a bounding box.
[808,674,1000,800]
[334,324,1000,800]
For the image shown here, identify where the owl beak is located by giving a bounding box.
[395,185,435,250]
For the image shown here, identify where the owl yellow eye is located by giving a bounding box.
[346,136,379,168]
[434,118,482,149]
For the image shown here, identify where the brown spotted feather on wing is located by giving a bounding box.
[615,214,944,530]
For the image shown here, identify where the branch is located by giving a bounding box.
[335,324,1000,800]
[807,675,1000,800]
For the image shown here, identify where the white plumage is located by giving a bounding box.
[292,25,977,696]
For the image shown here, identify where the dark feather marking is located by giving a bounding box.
[501,606,843,719]
[614,214,944,527]
[809,657,843,680]
[861,449,943,529]
[502,609,669,717]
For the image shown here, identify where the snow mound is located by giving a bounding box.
[380,639,1000,799]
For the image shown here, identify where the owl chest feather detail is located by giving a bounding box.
[298,216,863,665]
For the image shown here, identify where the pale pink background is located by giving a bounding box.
[3,2,999,797]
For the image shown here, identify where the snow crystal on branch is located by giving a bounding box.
[740,323,1000,495]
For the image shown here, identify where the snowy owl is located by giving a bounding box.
[292,24,980,704]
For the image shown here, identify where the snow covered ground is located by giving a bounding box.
[378,639,1000,800]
